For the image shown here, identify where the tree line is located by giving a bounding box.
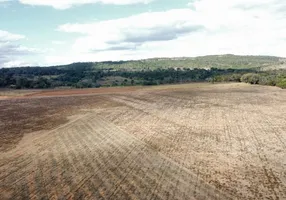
[0,63,285,89]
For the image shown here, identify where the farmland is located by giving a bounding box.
[0,83,286,199]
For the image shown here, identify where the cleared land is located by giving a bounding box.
[0,83,286,199]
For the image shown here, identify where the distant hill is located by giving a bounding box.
[56,54,285,71]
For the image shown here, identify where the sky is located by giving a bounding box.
[0,0,286,67]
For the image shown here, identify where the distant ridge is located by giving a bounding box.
[52,54,284,71]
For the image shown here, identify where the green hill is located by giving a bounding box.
[66,54,283,71]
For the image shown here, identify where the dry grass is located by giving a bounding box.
[0,83,286,199]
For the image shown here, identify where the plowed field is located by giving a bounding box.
[1,83,285,199]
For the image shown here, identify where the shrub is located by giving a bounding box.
[240,73,260,84]
[276,79,286,89]
[258,75,277,86]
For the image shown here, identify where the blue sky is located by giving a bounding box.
[0,0,286,67]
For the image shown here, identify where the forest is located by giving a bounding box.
[1,55,286,89]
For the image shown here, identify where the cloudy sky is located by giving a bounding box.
[0,0,286,67]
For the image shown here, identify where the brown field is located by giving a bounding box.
[0,83,286,199]
[0,89,39,100]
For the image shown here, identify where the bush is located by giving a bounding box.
[258,75,277,86]
[240,73,260,84]
[142,80,157,85]
[75,80,92,88]
[276,79,286,89]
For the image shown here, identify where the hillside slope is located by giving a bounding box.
[80,54,283,70]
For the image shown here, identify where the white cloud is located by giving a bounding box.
[2,60,37,68]
[52,0,286,65]
[0,0,12,8]
[0,30,40,68]
[5,0,285,66]
[0,30,25,41]
[58,9,204,53]
[19,0,153,9]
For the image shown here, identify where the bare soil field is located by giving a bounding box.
[25,86,142,98]
[0,89,39,100]
[0,83,285,199]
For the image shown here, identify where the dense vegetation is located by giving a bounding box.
[0,55,285,89]
[213,70,286,88]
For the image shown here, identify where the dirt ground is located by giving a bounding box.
[0,83,285,199]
